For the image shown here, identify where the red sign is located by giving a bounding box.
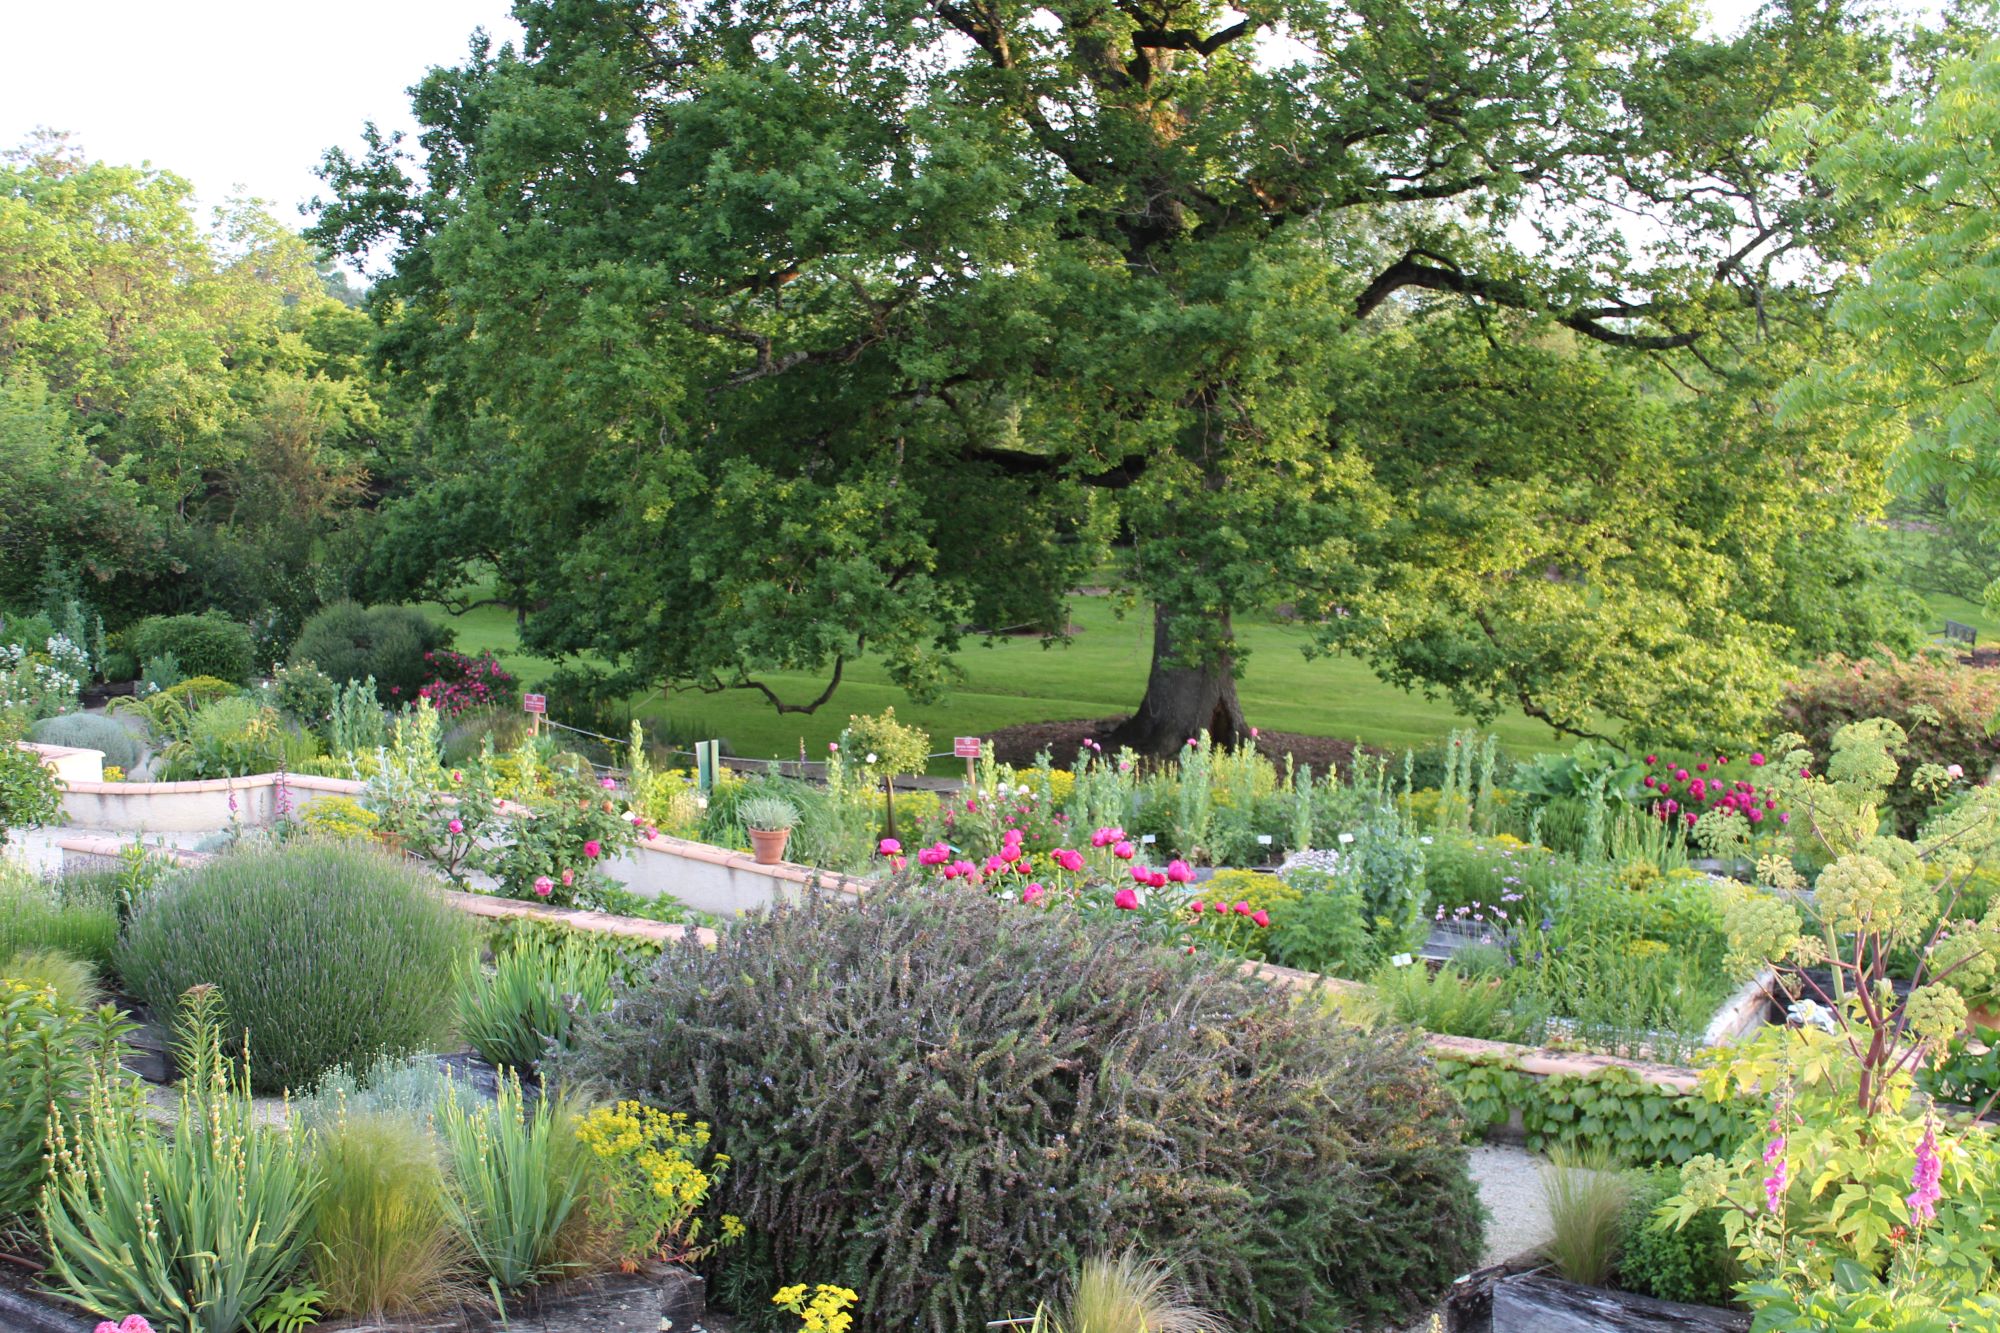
[953,736,981,759]
[522,694,547,715]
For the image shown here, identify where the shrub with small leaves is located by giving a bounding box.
[126,613,256,685]
[560,887,1481,1332]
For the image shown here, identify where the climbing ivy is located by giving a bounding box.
[1438,1058,1759,1166]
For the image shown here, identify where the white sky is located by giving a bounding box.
[0,0,1833,229]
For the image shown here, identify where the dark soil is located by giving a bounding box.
[984,714,1381,773]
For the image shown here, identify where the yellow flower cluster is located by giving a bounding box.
[772,1283,858,1333]
[574,1101,741,1265]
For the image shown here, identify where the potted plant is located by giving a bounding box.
[741,795,800,865]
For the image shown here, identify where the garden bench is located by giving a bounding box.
[1945,618,1977,648]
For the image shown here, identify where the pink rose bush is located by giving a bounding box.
[416,648,517,717]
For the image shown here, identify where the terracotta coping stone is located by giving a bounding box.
[444,890,718,948]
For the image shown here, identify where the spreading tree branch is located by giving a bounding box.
[1355,250,1705,350]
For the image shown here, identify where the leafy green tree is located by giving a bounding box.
[316,0,1932,752]
[0,134,406,639]
[1777,31,2000,606]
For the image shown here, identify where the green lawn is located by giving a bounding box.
[416,592,1578,764]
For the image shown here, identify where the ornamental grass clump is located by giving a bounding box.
[117,842,475,1093]
[309,1111,473,1319]
[559,886,1482,1332]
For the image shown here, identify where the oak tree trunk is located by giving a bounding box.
[1109,603,1248,757]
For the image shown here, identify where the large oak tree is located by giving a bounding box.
[316,0,1936,752]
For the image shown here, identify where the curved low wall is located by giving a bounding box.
[35,753,865,918]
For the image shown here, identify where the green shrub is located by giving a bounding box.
[0,976,130,1220]
[266,659,339,734]
[458,933,619,1073]
[292,601,452,704]
[40,985,318,1332]
[154,695,320,781]
[0,864,118,977]
[561,888,1482,1332]
[126,612,256,685]
[1775,652,2000,835]
[1614,1166,1740,1307]
[0,728,63,839]
[117,842,475,1093]
[29,712,141,769]
[310,1112,472,1318]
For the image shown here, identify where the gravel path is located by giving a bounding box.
[1469,1142,1553,1267]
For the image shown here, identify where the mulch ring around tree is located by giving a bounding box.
[984,715,1379,774]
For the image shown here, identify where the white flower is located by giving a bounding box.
[866,752,878,765]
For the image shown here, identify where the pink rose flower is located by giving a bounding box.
[533,875,554,898]
[583,839,602,859]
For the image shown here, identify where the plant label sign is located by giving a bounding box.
[954,736,982,758]
[522,694,547,715]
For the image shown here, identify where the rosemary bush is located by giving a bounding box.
[561,887,1481,1332]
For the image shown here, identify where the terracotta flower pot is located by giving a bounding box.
[748,827,790,865]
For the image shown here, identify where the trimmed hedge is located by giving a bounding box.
[126,612,256,686]
[117,842,474,1093]
[561,887,1482,1332]
[291,602,452,705]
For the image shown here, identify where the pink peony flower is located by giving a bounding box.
[1252,909,1271,927]
[1696,762,1708,772]
[1147,871,1168,889]
[533,875,554,898]
[828,741,839,752]
[1185,738,1197,748]
[1022,883,1045,905]
[562,867,575,886]
[1644,754,1658,765]
[1165,859,1194,883]
[1748,752,1765,766]
[878,838,903,856]
[600,776,618,790]
[1113,888,1140,910]
[583,839,602,859]
[1052,848,1084,873]
[1191,901,1206,915]
[1112,840,1135,860]
[447,818,464,834]
[1234,901,1252,916]
[1949,763,1965,779]
[1130,864,1151,883]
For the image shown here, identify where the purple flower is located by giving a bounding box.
[1908,1121,1943,1224]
